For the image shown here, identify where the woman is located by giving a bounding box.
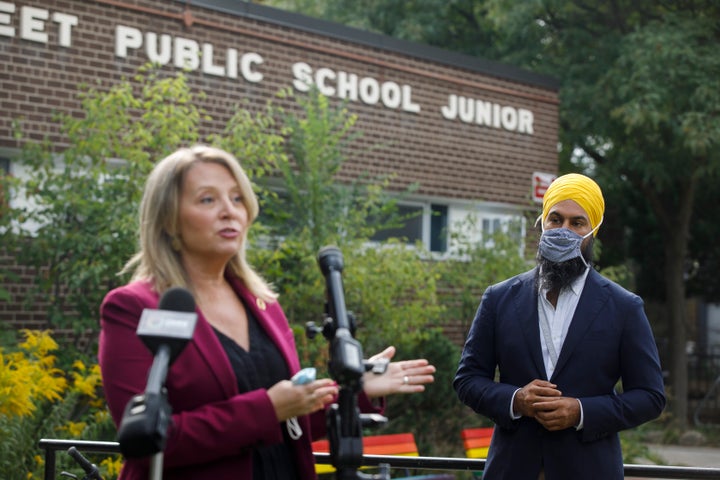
[99,145,435,479]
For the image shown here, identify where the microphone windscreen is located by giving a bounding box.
[317,245,344,275]
[158,287,196,313]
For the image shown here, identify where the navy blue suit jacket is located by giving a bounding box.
[454,268,665,479]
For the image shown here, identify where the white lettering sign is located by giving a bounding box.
[292,61,420,113]
[115,25,263,82]
[441,94,534,134]
[0,3,77,46]
[0,2,539,135]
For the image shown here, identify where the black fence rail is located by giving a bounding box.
[38,438,720,480]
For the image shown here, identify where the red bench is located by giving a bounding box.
[461,427,493,459]
[312,432,419,475]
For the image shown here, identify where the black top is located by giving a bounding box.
[214,306,299,480]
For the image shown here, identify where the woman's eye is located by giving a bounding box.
[200,196,214,204]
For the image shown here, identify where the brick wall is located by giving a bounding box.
[0,247,50,331]
[1,0,559,203]
[1,0,559,343]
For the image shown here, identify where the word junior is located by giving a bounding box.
[441,94,534,134]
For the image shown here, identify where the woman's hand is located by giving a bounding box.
[267,379,338,422]
[362,346,436,399]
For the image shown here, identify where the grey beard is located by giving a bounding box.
[535,239,593,292]
[535,255,587,292]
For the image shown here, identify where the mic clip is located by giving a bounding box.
[117,389,172,458]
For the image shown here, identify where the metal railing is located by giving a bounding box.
[39,438,720,480]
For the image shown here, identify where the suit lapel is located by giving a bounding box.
[551,269,608,380]
[515,270,547,379]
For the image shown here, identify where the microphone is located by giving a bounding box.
[117,287,198,458]
[66,447,102,480]
[137,287,198,395]
[317,246,364,391]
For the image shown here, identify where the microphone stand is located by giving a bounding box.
[117,288,197,480]
[145,345,170,480]
[118,345,173,480]
[316,246,391,480]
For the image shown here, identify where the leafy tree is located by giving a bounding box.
[2,65,284,351]
[260,0,720,430]
[485,3,720,429]
[4,66,202,345]
[598,13,720,427]
[259,88,404,253]
[260,0,511,67]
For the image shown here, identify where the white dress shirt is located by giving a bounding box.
[538,266,590,378]
[510,267,590,429]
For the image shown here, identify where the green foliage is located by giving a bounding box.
[4,65,283,348]
[379,328,480,457]
[0,331,117,480]
[263,0,504,59]
[260,88,403,254]
[6,65,205,342]
[438,216,532,333]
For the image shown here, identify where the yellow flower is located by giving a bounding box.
[0,330,67,417]
[100,456,124,477]
[60,421,88,437]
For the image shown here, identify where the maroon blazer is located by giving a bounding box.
[99,274,381,479]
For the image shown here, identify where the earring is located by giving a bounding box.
[171,235,182,251]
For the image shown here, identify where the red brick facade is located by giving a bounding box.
[1,0,558,201]
[1,0,559,341]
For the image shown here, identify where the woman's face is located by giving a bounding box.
[177,161,248,267]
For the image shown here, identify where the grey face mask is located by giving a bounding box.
[536,214,603,267]
[538,228,592,265]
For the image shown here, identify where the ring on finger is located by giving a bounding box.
[403,375,409,385]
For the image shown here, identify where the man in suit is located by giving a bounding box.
[453,173,666,479]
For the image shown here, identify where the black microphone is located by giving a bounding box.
[117,287,197,458]
[66,447,102,480]
[317,246,364,391]
[137,287,198,395]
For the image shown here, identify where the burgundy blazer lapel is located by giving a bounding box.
[187,309,239,399]
[228,275,301,376]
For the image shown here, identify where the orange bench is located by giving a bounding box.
[461,427,493,478]
[312,432,419,475]
[461,427,493,459]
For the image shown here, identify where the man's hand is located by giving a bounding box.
[533,397,581,431]
[513,379,561,417]
[513,379,581,431]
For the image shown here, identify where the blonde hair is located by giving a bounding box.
[122,145,277,302]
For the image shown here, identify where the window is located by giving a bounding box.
[371,204,423,244]
[430,204,448,253]
[370,202,449,253]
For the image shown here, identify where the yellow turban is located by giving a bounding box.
[542,173,605,236]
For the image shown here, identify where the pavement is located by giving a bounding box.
[642,443,720,468]
[625,443,720,479]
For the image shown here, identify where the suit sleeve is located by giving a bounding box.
[454,285,520,429]
[98,285,282,468]
[578,292,666,441]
